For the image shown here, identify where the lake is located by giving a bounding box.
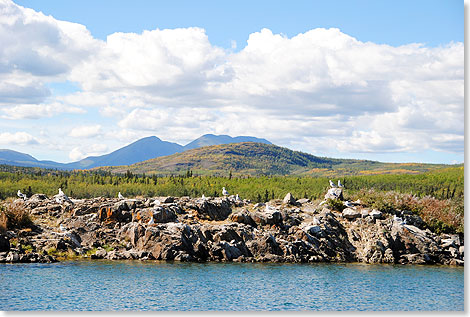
[0,260,464,311]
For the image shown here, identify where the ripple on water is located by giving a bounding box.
[0,261,464,311]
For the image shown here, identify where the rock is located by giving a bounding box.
[153,206,177,223]
[360,209,370,218]
[370,209,383,219]
[324,187,343,200]
[0,234,10,252]
[251,210,283,227]
[342,208,361,220]
[283,193,297,205]
[161,197,174,203]
[296,198,310,204]
[6,251,19,262]
[229,211,256,227]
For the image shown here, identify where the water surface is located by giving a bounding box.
[0,260,464,311]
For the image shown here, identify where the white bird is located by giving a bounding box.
[343,201,354,208]
[17,190,26,200]
[329,180,337,188]
[312,217,320,225]
[338,180,343,188]
[393,215,404,225]
[118,192,125,200]
[148,216,155,226]
[202,194,206,200]
[59,224,67,232]
[222,187,229,196]
[235,194,241,201]
[57,188,73,205]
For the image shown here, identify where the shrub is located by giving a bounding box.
[0,201,34,231]
[326,198,345,212]
[351,188,464,234]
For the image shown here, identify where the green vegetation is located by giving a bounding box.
[95,142,450,177]
[0,164,463,234]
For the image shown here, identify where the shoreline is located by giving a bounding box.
[0,191,464,266]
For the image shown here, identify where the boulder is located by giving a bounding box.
[153,206,177,223]
[283,193,297,205]
[324,187,343,200]
[0,234,10,252]
[370,209,383,219]
[229,211,256,227]
[342,208,361,220]
[296,198,310,204]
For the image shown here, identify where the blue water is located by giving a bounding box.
[0,260,464,311]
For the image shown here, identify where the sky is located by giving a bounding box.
[0,0,464,164]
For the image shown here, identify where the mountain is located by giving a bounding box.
[65,136,184,169]
[0,134,273,170]
[183,134,271,150]
[97,142,448,177]
[0,149,66,169]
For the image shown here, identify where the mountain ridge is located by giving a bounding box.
[0,134,273,170]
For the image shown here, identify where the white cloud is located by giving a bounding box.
[69,125,102,138]
[0,1,464,160]
[1,102,85,119]
[69,143,108,161]
[0,131,39,145]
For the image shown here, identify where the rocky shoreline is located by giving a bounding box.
[0,189,464,266]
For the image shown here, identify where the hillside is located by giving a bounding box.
[97,142,449,177]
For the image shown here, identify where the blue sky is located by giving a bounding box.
[0,0,464,164]
[15,0,463,48]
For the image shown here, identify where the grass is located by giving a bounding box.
[0,200,34,233]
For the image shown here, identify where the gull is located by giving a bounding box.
[393,215,404,225]
[17,190,26,200]
[343,201,354,208]
[202,194,206,200]
[118,192,125,200]
[329,180,337,188]
[57,188,73,205]
[235,194,241,201]
[222,187,229,196]
[59,224,67,232]
[148,215,155,226]
[312,217,320,225]
[338,180,343,188]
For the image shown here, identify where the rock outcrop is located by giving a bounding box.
[0,191,464,266]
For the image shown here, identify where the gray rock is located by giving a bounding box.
[324,187,343,200]
[153,207,177,223]
[370,209,383,219]
[283,193,297,205]
[296,198,310,204]
[342,208,361,220]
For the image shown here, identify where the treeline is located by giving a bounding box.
[0,165,463,203]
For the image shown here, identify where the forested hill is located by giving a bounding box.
[96,142,449,177]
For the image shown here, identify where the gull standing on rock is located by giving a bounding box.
[57,188,74,205]
[329,180,337,188]
[118,192,125,200]
[222,187,229,196]
[17,190,26,200]
[235,194,241,202]
[148,215,155,226]
[338,180,343,188]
